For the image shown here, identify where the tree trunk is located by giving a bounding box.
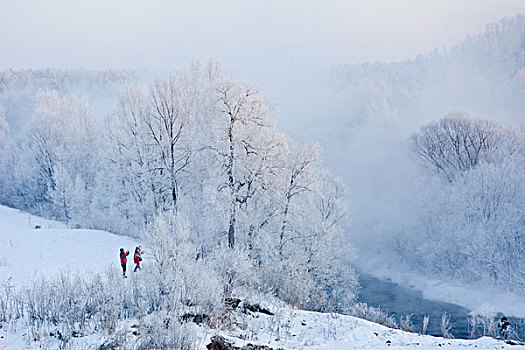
[227,120,236,249]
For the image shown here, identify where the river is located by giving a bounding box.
[357,273,524,340]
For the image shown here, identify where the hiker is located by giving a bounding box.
[133,246,142,272]
[120,248,129,278]
[498,316,511,339]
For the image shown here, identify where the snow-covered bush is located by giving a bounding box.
[400,314,414,332]
[347,303,398,329]
[208,245,258,297]
[141,212,224,316]
[441,312,454,339]
[0,268,200,348]
[137,313,195,350]
[468,312,498,338]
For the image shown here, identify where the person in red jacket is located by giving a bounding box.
[120,248,129,278]
[133,246,142,272]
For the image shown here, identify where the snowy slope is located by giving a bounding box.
[0,205,522,349]
[201,309,524,350]
[0,205,138,286]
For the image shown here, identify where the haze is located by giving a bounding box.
[2,0,525,76]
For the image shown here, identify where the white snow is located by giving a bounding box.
[0,205,522,349]
[0,205,138,287]
[197,308,523,350]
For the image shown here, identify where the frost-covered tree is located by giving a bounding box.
[213,79,285,248]
[107,70,209,231]
[410,112,522,181]
[0,63,360,313]
[0,91,101,219]
[397,114,525,288]
[278,143,319,257]
[0,106,8,141]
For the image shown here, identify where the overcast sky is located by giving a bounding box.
[2,0,525,80]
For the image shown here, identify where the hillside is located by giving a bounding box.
[0,205,522,349]
[322,14,525,136]
[0,205,138,287]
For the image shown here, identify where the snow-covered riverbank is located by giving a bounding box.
[357,251,525,319]
[4,301,524,349]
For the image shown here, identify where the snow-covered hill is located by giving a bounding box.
[0,205,522,349]
[0,205,138,287]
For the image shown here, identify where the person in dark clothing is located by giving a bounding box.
[498,316,511,339]
[133,246,142,272]
[120,248,129,278]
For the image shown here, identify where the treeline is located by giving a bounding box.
[395,113,525,288]
[323,14,525,135]
[0,62,358,312]
[0,68,138,133]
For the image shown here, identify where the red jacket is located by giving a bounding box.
[133,249,141,264]
[120,250,129,265]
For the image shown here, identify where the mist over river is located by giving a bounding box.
[358,273,525,340]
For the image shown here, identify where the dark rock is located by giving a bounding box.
[181,313,210,325]
[223,297,273,316]
[206,335,282,350]
[71,330,82,338]
[99,339,122,350]
[207,335,232,350]
[243,303,274,316]
[225,297,242,309]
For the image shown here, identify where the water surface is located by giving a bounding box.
[357,273,524,340]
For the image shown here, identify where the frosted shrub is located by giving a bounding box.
[0,269,201,348]
[137,313,195,350]
[265,259,315,310]
[441,312,454,339]
[315,263,359,313]
[400,314,414,332]
[141,212,224,316]
[422,315,430,335]
[24,273,120,329]
[348,303,398,329]
[0,280,20,323]
[467,311,498,338]
[178,259,223,316]
[208,245,257,298]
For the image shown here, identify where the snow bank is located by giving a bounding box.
[199,308,524,349]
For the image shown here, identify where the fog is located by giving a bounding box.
[2,1,525,70]
[2,1,525,125]
[2,0,525,268]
